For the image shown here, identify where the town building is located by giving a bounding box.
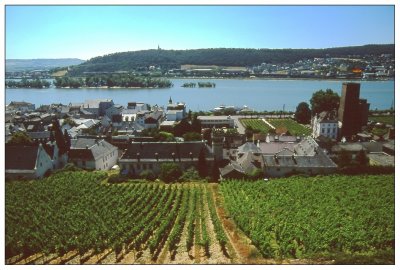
[69,138,118,170]
[220,136,337,179]
[118,141,214,176]
[81,99,114,117]
[311,111,338,140]
[197,115,235,128]
[5,144,53,179]
[7,101,35,112]
[166,97,186,121]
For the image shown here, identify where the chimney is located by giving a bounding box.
[86,145,89,149]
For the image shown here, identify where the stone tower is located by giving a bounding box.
[338,82,369,139]
[211,128,224,161]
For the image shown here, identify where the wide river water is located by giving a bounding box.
[5,78,394,112]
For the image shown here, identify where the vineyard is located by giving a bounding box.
[5,171,233,264]
[368,115,395,126]
[240,119,273,133]
[5,171,395,264]
[220,174,395,264]
[267,118,311,136]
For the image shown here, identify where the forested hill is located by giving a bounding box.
[69,44,394,75]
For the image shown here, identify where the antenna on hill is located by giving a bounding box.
[158,44,161,50]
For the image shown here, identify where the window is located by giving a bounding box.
[321,128,325,133]
[143,164,147,170]
[82,160,86,166]
[149,164,153,169]
[137,164,141,170]
[333,128,336,133]
[327,128,330,133]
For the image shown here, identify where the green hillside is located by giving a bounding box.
[68,44,394,75]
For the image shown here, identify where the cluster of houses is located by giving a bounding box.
[5,83,394,180]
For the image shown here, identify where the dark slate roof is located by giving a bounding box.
[114,121,145,131]
[145,111,163,123]
[236,152,263,174]
[258,142,296,155]
[219,161,245,177]
[120,142,213,160]
[264,149,337,168]
[27,131,51,140]
[238,142,261,154]
[266,135,299,143]
[6,145,39,170]
[332,143,365,153]
[69,149,94,160]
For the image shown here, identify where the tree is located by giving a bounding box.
[294,102,312,124]
[211,158,220,182]
[159,163,182,183]
[310,89,340,114]
[198,147,208,178]
[7,131,33,145]
[52,119,67,155]
[173,119,192,137]
[183,132,202,142]
[155,131,175,142]
[63,129,71,152]
[179,167,202,182]
[191,118,202,133]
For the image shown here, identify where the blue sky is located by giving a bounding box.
[6,5,394,60]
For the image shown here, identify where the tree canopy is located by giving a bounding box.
[7,131,33,145]
[295,102,312,124]
[159,163,182,183]
[310,89,340,115]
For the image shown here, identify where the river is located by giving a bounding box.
[5,78,394,112]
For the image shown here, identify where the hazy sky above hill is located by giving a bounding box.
[6,5,394,60]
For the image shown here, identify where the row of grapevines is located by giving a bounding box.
[220,175,394,259]
[186,186,198,252]
[206,187,228,250]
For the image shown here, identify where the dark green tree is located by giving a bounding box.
[310,89,340,114]
[63,129,71,152]
[183,132,202,142]
[191,118,202,133]
[294,102,312,124]
[52,119,67,155]
[173,119,192,137]
[159,163,182,183]
[7,132,33,145]
[198,147,208,178]
[211,157,220,182]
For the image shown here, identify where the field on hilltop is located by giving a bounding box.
[5,171,394,264]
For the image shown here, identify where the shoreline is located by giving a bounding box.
[166,76,394,82]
